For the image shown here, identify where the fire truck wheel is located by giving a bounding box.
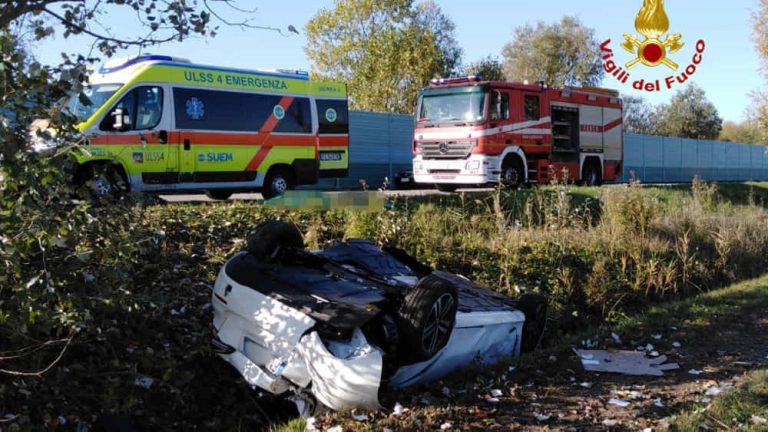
[582,161,603,187]
[246,220,304,263]
[436,184,458,193]
[501,156,525,189]
[262,168,294,200]
[517,293,548,353]
[205,190,233,200]
[397,274,458,364]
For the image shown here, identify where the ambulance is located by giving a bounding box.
[67,55,349,199]
[412,76,623,191]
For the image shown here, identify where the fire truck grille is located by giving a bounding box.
[418,141,474,159]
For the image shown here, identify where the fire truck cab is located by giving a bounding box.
[412,76,623,190]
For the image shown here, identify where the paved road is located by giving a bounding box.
[159,187,497,203]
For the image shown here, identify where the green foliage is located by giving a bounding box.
[501,16,603,87]
[304,0,460,113]
[654,83,723,140]
[719,119,764,144]
[462,55,505,81]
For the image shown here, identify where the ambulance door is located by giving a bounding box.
[171,86,200,183]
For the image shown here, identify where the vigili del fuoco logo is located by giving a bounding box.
[600,0,705,93]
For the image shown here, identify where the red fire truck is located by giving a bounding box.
[412,76,623,191]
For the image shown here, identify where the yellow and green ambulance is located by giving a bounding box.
[68,55,349,199]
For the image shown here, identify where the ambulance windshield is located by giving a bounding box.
[67,84,123,121]
[418,88,486,126]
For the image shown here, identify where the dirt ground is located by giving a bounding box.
[314,280,768,431]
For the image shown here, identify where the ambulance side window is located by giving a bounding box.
[490,91,509,121]
[524,95,540,120]
[316,100,349,134]
[100,86,163,131]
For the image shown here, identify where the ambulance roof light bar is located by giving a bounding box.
[430,74,483,86]
[99,55,190,74]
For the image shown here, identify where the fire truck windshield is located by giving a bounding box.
[418,89,487,126]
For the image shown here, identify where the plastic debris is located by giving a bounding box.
[603,419,618,426]
[611,332,622,344]
[486,397,500,403]
[705,387,721,396]
[672,341,682,348]
[654,398,665,408]
[442,386,451,397]
[574,349,680,376]
[131,374,154,389]
[534,413,551,422]
[643,428,653,432]
[608,398,631,408]
[326,426,343,432]
[752,415,768,425]
[392,402,408,415]
[440,422,453,430]
[352,413,368,422]
[649,351,660,357]
[652,334,663,340]
[490,389,503,397]
[688,369,703,375]
[579,382,593,388]
[645,344,655,352]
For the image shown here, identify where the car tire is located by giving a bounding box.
[246,220,304,263]
[435,184,458,193]
[88,165,128,200]
[501,156,525,189]
[206,190,233,200]
[262,168,293,200]
[517,293,548,353]
[397,274,458,364]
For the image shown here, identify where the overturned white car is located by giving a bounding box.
[212,221,547,411]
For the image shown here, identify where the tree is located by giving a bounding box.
[719,121,761,144]
[304,0,461,113]
[654,83,723,140]
[415,0,463,76]
[501,16,603,87]
[463,55,505,81]
[622,95,657,135]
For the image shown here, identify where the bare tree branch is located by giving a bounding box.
[0,331,75,377]
[202,0,287,35]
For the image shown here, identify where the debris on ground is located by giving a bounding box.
[752,415,768,425]
[574,349,680,376]
[602,419,619,426]
[672,341,682,348]
[608,398,631,408]
[688,369,704,375]
[534,412,551,422]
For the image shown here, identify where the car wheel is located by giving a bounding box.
[246,220,304,263]
[501,156,525,189]
[517,293,548,353]
[206,189,233,200]
[262,168,293,200]
[88,165,128,200]
[398,274,458,364]
[435,184,458,193]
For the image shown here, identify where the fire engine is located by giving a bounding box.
[412,76,623,191]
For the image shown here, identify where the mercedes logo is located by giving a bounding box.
[438,142,449,155]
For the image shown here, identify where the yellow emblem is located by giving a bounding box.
[621,0,684,70]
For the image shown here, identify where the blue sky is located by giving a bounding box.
[32,0,763,122]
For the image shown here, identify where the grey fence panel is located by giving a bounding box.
[312,113,768,189]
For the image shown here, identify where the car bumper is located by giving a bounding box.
[412,154,500,185]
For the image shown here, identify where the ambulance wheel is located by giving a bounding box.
[517,293,548,353]
[205,190,233,200]
[246,220,304,263]
[501,156,525,189]
[262,168,293,200]
[435,184,458,193]
[397,274,458,364]
[87,164,128,200]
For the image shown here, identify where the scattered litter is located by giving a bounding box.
[608,398,631,408]
[705,387,721,396]
[131,374,154,389]
[548,355,557,362]
[487,397,500,403]
[672,341,682,348]
[611,332,622,344]
[752,415,767,425]
[602,419,618,426]
[654,398,665,408]
[688,369,703,375]
[699,423,711,430]
[671,326,678,330]
[392,402,408,415]
[442,386,451,397]
[649,351,660,357]
[574,349,680,376]
[352,413,368,422]
[57,416,67,425]
[534,413,551,422]
[652,334,663,340]
[701,397,711,404]
[646,344,655,352]
[579,382,593,389]
[440,422,453,430]
[325,426,343,432]
[490,389,503,398]
[643,428,653,432]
